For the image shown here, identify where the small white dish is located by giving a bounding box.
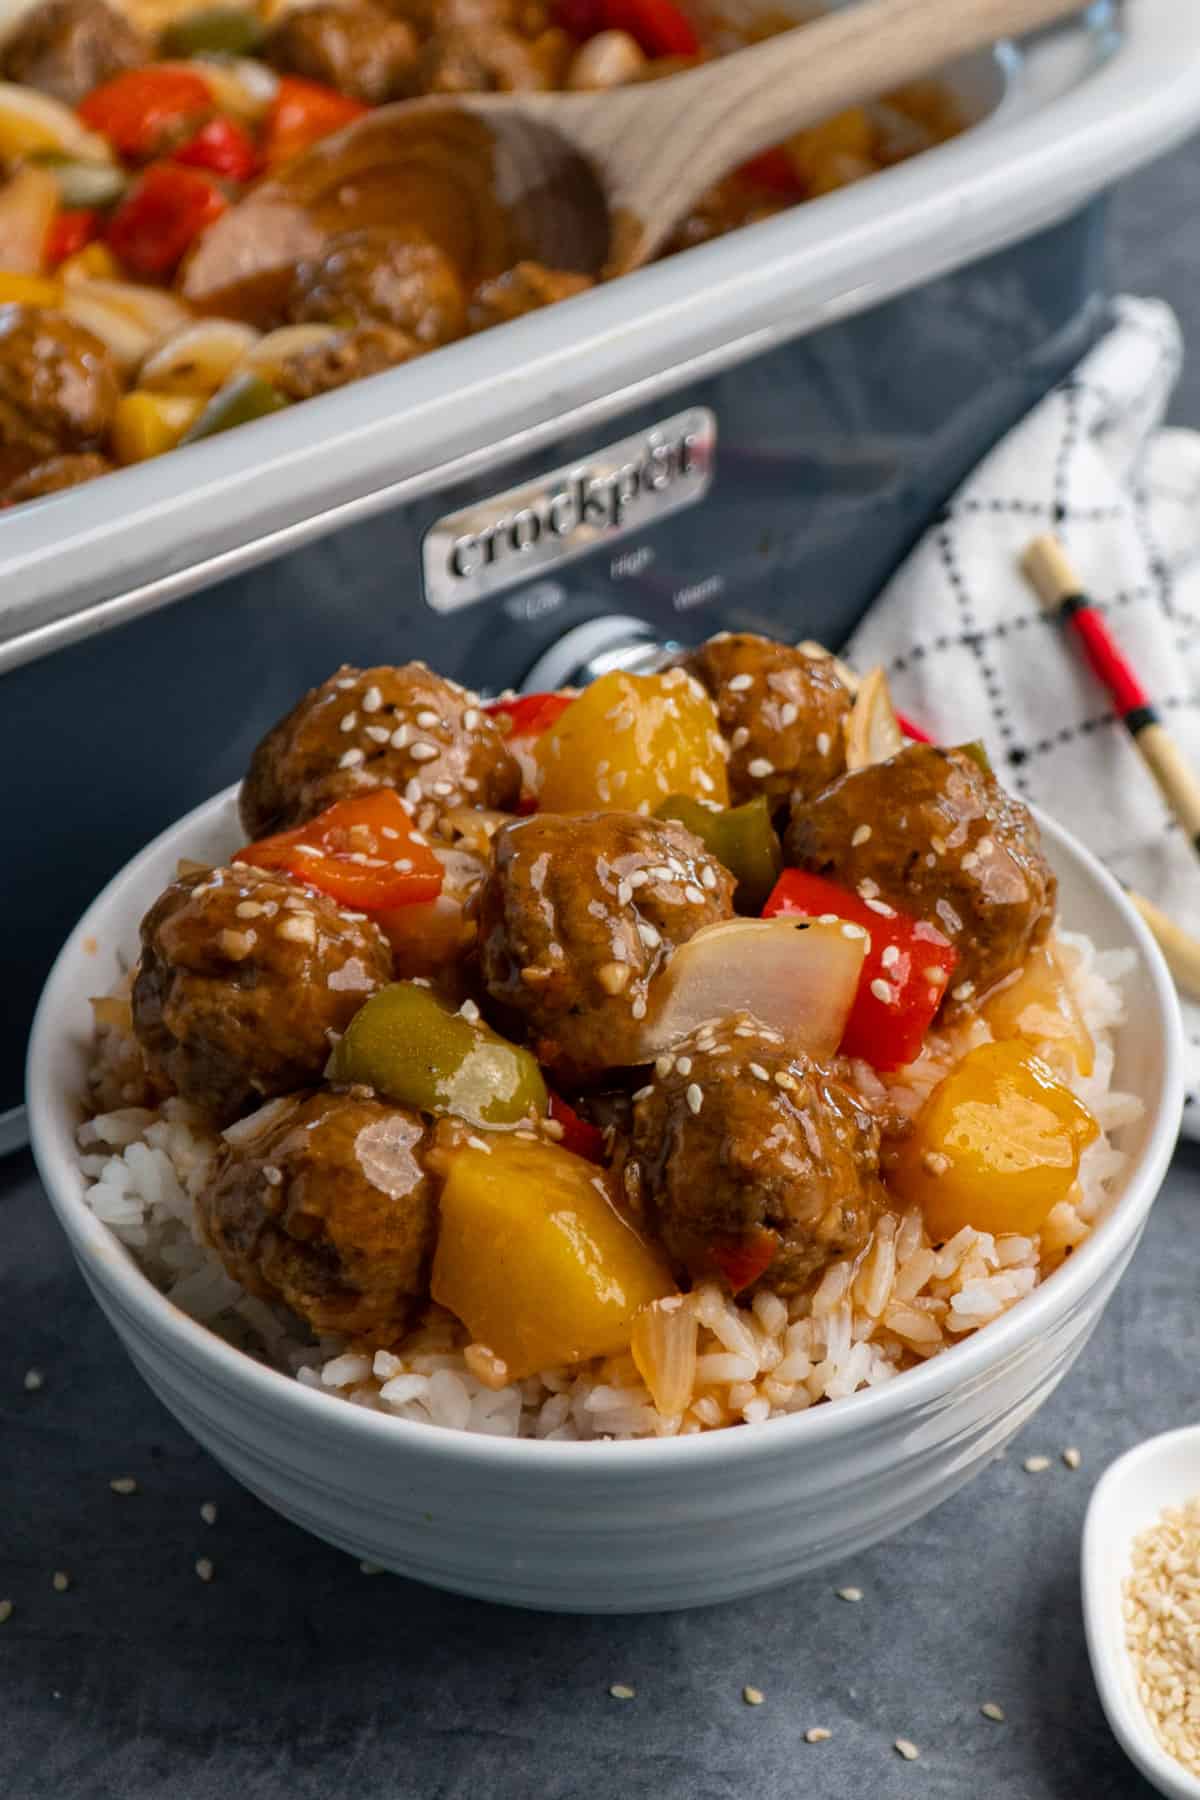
[1083,1427,1200,1800]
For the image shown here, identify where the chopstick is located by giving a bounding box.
[1021,533,1200,853]
[805,633,1200,1000]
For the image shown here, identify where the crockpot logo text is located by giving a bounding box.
[422,408,716,613]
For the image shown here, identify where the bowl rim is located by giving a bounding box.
[26,785,1185,1471]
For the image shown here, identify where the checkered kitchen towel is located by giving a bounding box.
[846,296,1200,1132]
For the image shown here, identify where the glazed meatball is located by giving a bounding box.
[624,1014,884,1295]
[132,864,393,1127]
[264,2,419,104]
[240,661,520,840]
[0,0,148,104]
[785,743,1057,1005]
[683,633,850,808]
[0,308,119,475]
[417,22,562,92]
[271,324,423,402]
[201,1092,438,1342]
[477,811,735,1081]
[1,450,112,504]
[467,262,593,333]
[286,228,467,349]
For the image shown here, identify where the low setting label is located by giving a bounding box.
[422,407,716,613]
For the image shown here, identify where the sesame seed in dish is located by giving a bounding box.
[1125,1494,1200,1780]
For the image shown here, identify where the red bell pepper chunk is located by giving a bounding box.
[709,1227,778,1295]
[45,208,100,264]
[736,147,803,195]
[105,163,227,277]
[79,66,214,161]
[547,1093,606,1163]
[600,0,699,56]
[483,691,573,740]
[236,789,444,912]
[763,868,957,1070]
[262,77,368,168]
[553,0,604,35]
[172,115,260,183]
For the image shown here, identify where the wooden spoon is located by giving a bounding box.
[185,0,1091,307]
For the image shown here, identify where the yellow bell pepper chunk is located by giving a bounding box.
[59,243,119,284]
[982,943,1094,1079]
[0,270,60,307]
[534,669,729,815]
[432,1134,676,1380]
[111,391,204,465]
[889,1039,1099,1241]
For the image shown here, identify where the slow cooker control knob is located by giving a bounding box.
[519,616,678,694]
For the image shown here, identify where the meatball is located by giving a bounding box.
[624,1015,884,1295]
[785,743,1057,1004]
[1,450,112,505]
[271,324,423,402]
[0,307,119,472]
[0,0,148,104]
[263,1,419,104]
[417,22,561,92]
[240,661,521,839]
[477,811,735,1081]
[132,864,393,1127]
[683,633,850,808]
[286,228,467,349]
[200,1092,438,1342]
[467,261,593,334]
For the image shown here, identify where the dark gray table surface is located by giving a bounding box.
[6,139,1200,1800]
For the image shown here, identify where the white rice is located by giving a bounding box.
[75,931,1142,1441]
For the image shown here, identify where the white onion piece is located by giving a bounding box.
[630,917,866,1062]
[76,277,191,340]
[243,323,337,381]
[0,163,57,273]
[140,319,260,396]
[0,81,112,160]
[59,291,153,372]
[180,56,279,120]
[220,1095,299,1149]
[844,665,903,771]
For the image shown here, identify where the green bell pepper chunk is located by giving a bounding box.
[30,154,127,210]
[180,373,287,444]
[655,792,782,911]
[328,983,548,1130]
[958,741,995,778]
[161,8,267,55]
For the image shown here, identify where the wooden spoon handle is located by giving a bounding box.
[551,0,1093,272]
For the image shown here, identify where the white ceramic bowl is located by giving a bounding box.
[1083,1427,1200,1800]
[27,788,1185,1614]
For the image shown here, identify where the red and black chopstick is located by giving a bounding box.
[1022,533,1200,854]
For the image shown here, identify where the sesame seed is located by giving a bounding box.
[359,1562,383,1575]
[981,1702,1005,1722]
[262,1164,282,1186]
[616,880,633,906]
[390,725,410,750]
[459,999,481,1023]
[742,1686,765,1706]
[922,1150,950,1177]
[609,1684,636,1701]
[655,1055,675,1078]
[432,780,455,798]
[1062,1447,1082,1470]
[597,961,631,995]
[637,921,661,949]
[464,708,480,730]
[404,778,422,805]
[804,1727,831,1744]
[195,1558,214,1582]
[952,981,975,1001]
[747,758,774,779]
[780,702,799,727]
[415,710,440,728]
[362,686,383,713]
[841,923,868,943]
[23,1368,43,1391]
[631,996,648,1020]
[410,743,438,762]
[0,1601,12,1624]
[727,673,754,692]
[394,859,413,873]
[749,1063,769,1081]
[364,725,391,744]
[816,733,832,756]
[632,1085,654,1102]
[684,885,706,905]
[977,836,995,856]
[675,1056,692,1075]
[339,712,357,733]
[864,897,896,918]
[466,1136,491,1153]
[731,726,750,750]
[338,748,365,769]
[278,915,316,946]
[52,1571,70,1592]
[200,1502,218,1525]
[217,928,255,961]
[894,1739,920,1761]
[334,676,357,689]
[961,851,980,872]
[109,1477,137,1495]
[880,944,900,969]
[700,865,718,890]
[541,1119,564,1141]
[931,835,948,856]
[685,1083,703,1114]
[869,978,895,1005]
[1023,1455,1051,1473]
[851,824,872,846]
[837,1586,863,1603]
[773,1070,796,1091]
[235,900,265,919]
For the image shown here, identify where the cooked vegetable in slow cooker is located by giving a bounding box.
[0,0,961,509]
[77,631,1137,1437]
